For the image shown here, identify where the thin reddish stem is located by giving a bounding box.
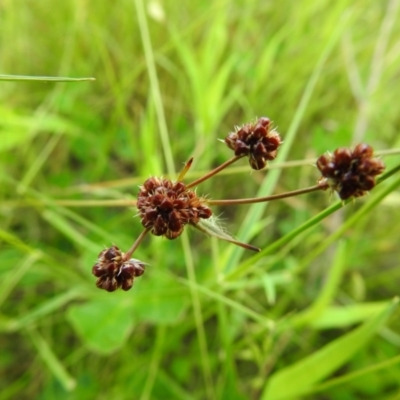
[207,183,328,206]
[223,239,260,252]
[186,155,244,189]
[124,228,150,260]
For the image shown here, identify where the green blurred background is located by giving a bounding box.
[1,0,400,399]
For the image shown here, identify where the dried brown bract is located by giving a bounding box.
[92,245,146,292]
[224,117,282,170]
[137,177,212,239]
[316,144,385,200]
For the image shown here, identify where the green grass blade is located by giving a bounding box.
[297,171,400,273]
[28,328,76,391]
[311,302,389,330]
[223,11,352,271]
[290,240,348,328]
[0,74,95,82]
[41,209,99,252]
[261,297,398,400]
[1,290,82,332]
[226,163,400,281]
[313,353,400,394]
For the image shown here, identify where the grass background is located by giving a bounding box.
[1,0,400,399]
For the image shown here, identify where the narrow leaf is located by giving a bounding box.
[28,329,76,391]
[262,298,398,400]
[0,74,95,82]
[195,219,260,252]
[311,302,388,330]
[291,240,348,328]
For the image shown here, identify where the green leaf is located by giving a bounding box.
[41,210,99,252]
[131,271,189,324]
[311,302,388,330]
[0,105,80,152]
[291,240,348,328]
[67,297,134,354]
[261,298,398,400]
[1,289,81,332]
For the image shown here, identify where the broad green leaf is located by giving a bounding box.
[131,272,189,324]
[67,297,134,354]
[262,298,398,400]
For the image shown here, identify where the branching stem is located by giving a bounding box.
[207,183,328,206]
[124,228,150,260]
[186,155,244,189]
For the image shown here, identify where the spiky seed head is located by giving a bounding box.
[224,117,282,170]
[137,177,212,239]
[316,144,385,200]
[92,245,146,292]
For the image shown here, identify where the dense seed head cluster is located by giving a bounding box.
[137,177,212,239]
[224,117,282,170]
[316,144,385,200]
[92,245,146,292]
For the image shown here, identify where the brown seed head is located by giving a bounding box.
[225,117,282,170]
[316,144,385,200]
[137,177,212,239]
[92,245,146,291]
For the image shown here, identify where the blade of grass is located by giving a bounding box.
[140,325,166,400]
[0,251,41,307]
[290,240,348,328]
[296,171,400,274]
[41,209,99,252]
[0,74,95,82]
[312,353,400,395]
[180,231,215,399]
[134,0,175,175]
[27,328,76,391]
[311,302,389,330]
[261,297,398,400]
[222,10,353,271]
[225,163,400,281]
[0,289,82,332]
[178,276,274,331]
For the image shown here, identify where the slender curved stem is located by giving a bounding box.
[186,155,244,189]
[207,183,327,206]
[124,228,150,260]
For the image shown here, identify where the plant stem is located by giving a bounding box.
[177,157,194,181]
[186,155,244,189]
[207,183,327,206]
[124,228,150,260]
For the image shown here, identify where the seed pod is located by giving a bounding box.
[92,246,147,292]
[137,177,212,240]
[317,144,385,200]
[224,117,282,170]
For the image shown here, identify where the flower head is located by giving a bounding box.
[316,144,385,200]
[137,177,212,239]
[92,245,146,292]
[224,117,282,170]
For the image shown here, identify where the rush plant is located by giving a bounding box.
[90,117,389,292]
